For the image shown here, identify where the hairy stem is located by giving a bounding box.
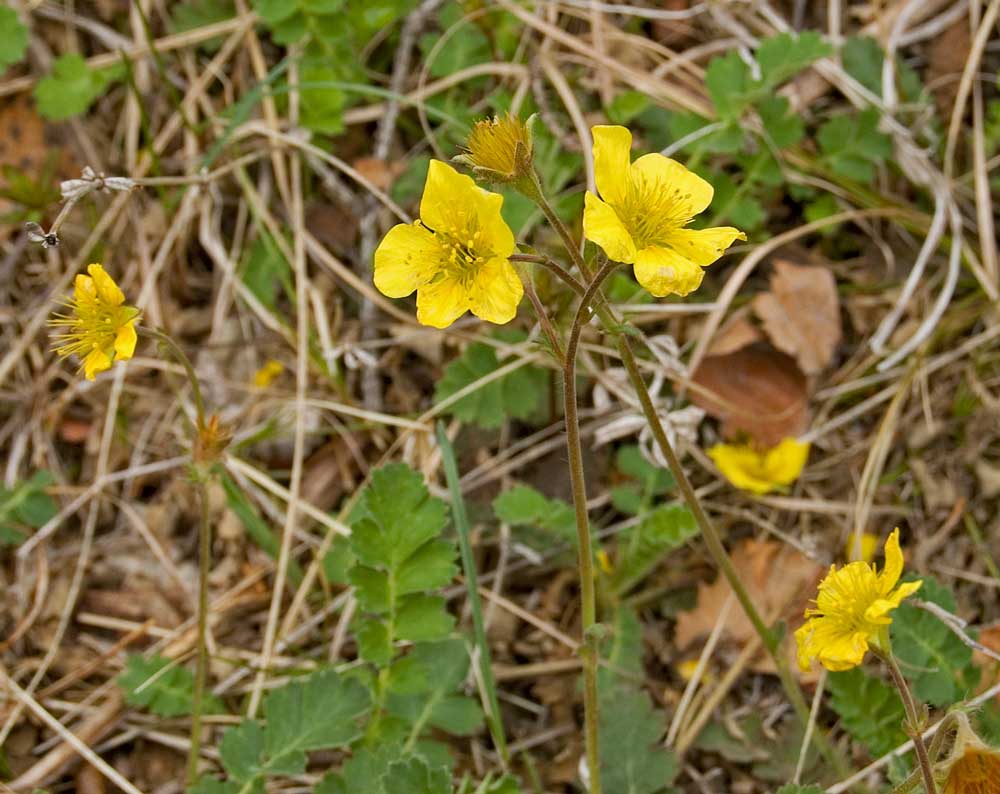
[881,650,939,794]
[187,476,212,786]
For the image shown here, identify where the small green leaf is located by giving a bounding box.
[396,594,455,642]
[827,667,907,757]
[219,720,265,783]
[892,577,975,706]
[350,565,391,612]
[357,617,393,667]
[35,54,121,121]
[818,108,892,182]
[756,31,832,88]
[607,91,650,125]
[613,504,697,595]
[756,96,805,149]
[240,235,291,310]
[118,654,225,718]
[0,471,57,547]
[428,695,484,735]
[383,756,452,794]
[434,342,548,429]
[396,539,458,594]
[705,52,752,118]
[599,688,678,794]
[615,445,674,495]
[263,670,370,773]
[492,485,576,547]
[0,7,28,71]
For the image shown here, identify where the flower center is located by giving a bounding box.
[614,172,692,249]
[431,215,489,285]
[811,563,884,635]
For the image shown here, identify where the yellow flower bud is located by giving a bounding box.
[456,114,535,184]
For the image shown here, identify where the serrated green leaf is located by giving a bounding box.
[600,688,678,794]
[818,108,892,182]
[757,96,805,149]
[262,671,370,773]
[827,667,907,757]
[384,756,453,794]
[219,719,265,783]
[118,654,225,717]
[492,485,576,548]
[615,445,673,495]
[357,616,393,666]
[434,343,547,429]
[428,695,484,735]
[0,7,28,70]
[252,0,299,26]
[706,52,752,118]
[600,607,644,688]
[0,471,57,547]
[352,464,449,569]
[396,539,458,594]
[892,577,975,706]
[756,31,831,88]
[35,54,121,121]
[842,36,923,103]
[607,91,650,125]
[613,504,697,595]
[351,565,391,612]
[396,594,455,642]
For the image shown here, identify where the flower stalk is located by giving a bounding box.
[878,648,939,794]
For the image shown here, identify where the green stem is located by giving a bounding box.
[559,262,625,794]
[510,252,586,296]
[521,172,591,278]
[187,476,212,786]
[436,423,510,767]
[880,650,939,794]
[139,327,207,431]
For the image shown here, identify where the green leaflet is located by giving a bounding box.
[434,342,548,429]
[118,654,225,718]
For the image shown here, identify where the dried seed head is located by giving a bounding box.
[455,114,535,184]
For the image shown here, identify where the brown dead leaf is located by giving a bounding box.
[352,157,406,191]
[927,19,970,116]
[708,314,763,356]
[690,343,810,447]
[753,260,842,375]
[674,537,825,675]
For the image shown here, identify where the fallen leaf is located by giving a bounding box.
[674,537,825,676]
[708,314,763,356]
[690,343,810,447]
[753,260,842,375]
[927,19,969,116]
[352,156,406,191]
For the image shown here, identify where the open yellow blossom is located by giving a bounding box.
[374,160,522,329]
[938,713,1000,794]
[253,359,284,388]
[795,528,922,672]
[50,263,139,381]
[708,437,809,495]
[583,125,745,297]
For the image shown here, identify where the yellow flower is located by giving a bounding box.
[707,437,809,495]
[456,114,534,183]
[253,359,284,388]
[938,713,1000,794]
[583,125,746,297]
[845,532,879,563]
[373,160,522,329]
[50,263,140,381]
[795,528,922,672]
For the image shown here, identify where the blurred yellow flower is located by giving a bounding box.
[583,125,745,297]
[707,437,809,495]
[50,263,139,381]
[253,359,284,388]
[374,160,521,329]
[938,713,1000,794]
[456,114,534,183]
[795,528,922,672]
[845,532,879,563]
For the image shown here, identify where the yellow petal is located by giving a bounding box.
[420,160,473,231]
[631,153,715,217]
[891,579,923,602]
[592,125,633,205]
[373,222,442,298]
[662,226,746,266]
[83,347,111,380]
[87,263,126,306]
[583,192,637,263]
[416,274,469,329]
[817,630,871,671]
[763,438,810,484]
[114,319,137,360]
[73,273,97,302]
[470,188,516,259]
[708,444,774,494]
[879,527,904,591]
[863,598,900,625]
[468,257,523,325]
[632,245,704,297]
